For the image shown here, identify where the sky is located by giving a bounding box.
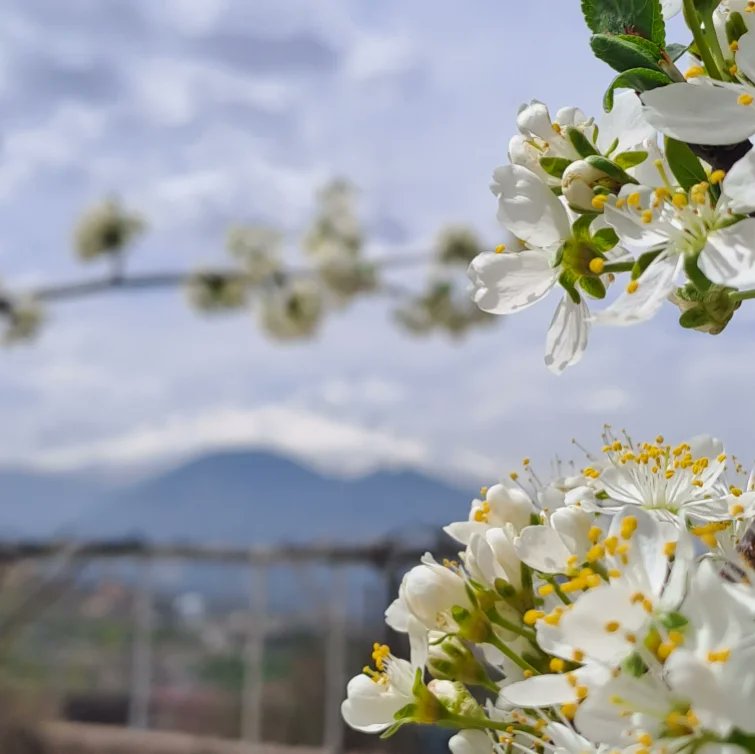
[0,0,753,485]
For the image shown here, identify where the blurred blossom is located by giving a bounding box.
[304,180,362,259]
[73,199,145,262]
[186,272,248,313]
[259,278,324,340]
[2,299,44,345]
[226,225,283,284]
[436,226,482,267]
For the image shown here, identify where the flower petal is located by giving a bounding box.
[598,91,656,154]
[699,218,755,288]
[723,148,755,214]
[468,251,557,315]
[515,525,572,573]
[642,82,755,145]
[544,296,590,374]
[492,165,570,247]
[594,253,681,326]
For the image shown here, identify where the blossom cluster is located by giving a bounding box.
[468,0,755,372]
[342,431,755,754]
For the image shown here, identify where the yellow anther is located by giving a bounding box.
[641,209,653,224]
[522,457,530,466]
[473,500,491,523]
[638,733,653,747]
[608,568,622,578]
[523,669,534,678]
[372,642,391,671]
[707,649,731,663]
[560,703,578,720]
[620,516,638,539]
[588,525,602,543]
[731,40,741,52]
[538,583,555,597]
[605,620,620,633]
[626,280,639,294]
[664,541,677,557]
[656,435,664,444]
[523,609,544,626]
[549,657,566,673]
[604,535,618,555]
[738,93,754,106]
[627,192,642,208]
[479,485,488,497]
[730,64,739,76]
[730,485,743,497]
[586,544,605,563]
[685,65,705,78]
[509,471,519,481]
[495,244,507,254]
[589,257,606,274]
[672,193,688,209]
[657,642,675,660]
[576,685,588,700]
[668,630,685,647]
[591,194,608,211]
[572,648,585,662]
[731,503,745,516]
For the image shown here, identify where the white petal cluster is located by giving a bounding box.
[342,432,755,754]
[469,85,755,371]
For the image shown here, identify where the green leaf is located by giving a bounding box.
[603,67,671,111]
[540,156,572,179]
[579,275,607,299]
[566,126,599,158]
[590,33,665,74]
[632,249,663,279]
[559,270,581,304]
[726,12,748,45]
[614,150,649,169]
[664,137,707,190]
[592,227,620,251]
[665,42,689,62]
[581,0,667,45]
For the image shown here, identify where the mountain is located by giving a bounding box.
[0,469,103,538]
[66,450,471,545]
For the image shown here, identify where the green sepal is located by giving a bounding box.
[727,12,748,45]
[665,43,690,62]
[684,253,713,292]
[585,154,639,185]
[632,248,664,279]
[590,33,665,74]
[592,227,620,251]
[540,156,572,179]
[603,67,671,111]
[559,270,582,304]
[566,126,599,158]
[664,137,707,190]
[679,306,710,329]
[622,652,648,677]
[614,150,649,170]
[581,0,667,45]
[659,611,689,629]
[579,275,607,299]
[572,213,598,241]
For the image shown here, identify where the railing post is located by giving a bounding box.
[241,558,267,743]
[128,554,153,729]
[323,565,348,754]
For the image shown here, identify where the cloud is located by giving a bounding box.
[32,404,430,476]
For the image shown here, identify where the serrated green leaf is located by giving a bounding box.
[614,150,649,170]
[566,126,599,158]
[581,0,667,45]
[603,67,670,111]
[590,34,665,74]
[665,137,707,190]
[592,227,620,251]
[540,156,572,179]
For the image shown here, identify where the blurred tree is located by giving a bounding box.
[0,181,497,346]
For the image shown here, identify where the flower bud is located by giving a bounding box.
[426,680,483,718]
[670,283,740,334]
[427,636,494,689]
[561,160,613,212]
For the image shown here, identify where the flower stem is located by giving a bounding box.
[730,289,755,302]
[487,634,541,675]
[683,0,723,80]
[488,610,537,641]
